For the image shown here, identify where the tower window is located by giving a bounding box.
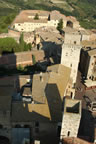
[35,122,39,133]
[74,41,76,44]
[67,131,70,137]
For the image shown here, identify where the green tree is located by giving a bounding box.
[19,33,24,44]
[27,43,32,50]
[32,54,36,65]
[17,64,24,71]
[57,19,63,32]
[34,13,39,20]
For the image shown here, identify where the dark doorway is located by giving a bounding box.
[66,21,73,28]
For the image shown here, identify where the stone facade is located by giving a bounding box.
[80,47,96,80]
[62,28,90,45]
[60,98,81,139]
[61,44,81,85]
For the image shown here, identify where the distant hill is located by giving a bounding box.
[0,0,96,33]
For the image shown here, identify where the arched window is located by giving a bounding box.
[66,21,73,28]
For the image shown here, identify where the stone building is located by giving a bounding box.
[62,28,90,45]
[35,26,63,63]
[60,27,90,85]
[11,64,72,143]
[80,46,96,81]
[11,10,80,32]
[60,98,81,139]
[61,43,81,85]
[0,64,74,144]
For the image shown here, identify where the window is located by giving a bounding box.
[35,122,39,127]
[71,92,73,98]
[74,41,76,45]
[66,53,68,56]
[35,122,39,133]
[0,124,3,129]
[67,131,70,137]
[35,127,39,133]
[15,124,22,128]
[24,125,30,128]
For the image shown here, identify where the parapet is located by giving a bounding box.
[64,98,81,115]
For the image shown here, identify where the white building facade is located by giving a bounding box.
[11,10,80,32]
[61,44,81,85]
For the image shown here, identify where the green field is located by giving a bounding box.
[0,0,96,33]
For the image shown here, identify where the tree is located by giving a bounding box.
[19,33,24,44]
[34,13,39,20]
[32,55,36,65]
[57,19,63,32]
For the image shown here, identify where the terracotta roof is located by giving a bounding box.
[50,10,66,21]
[12,10,49,24]
[20,10,50,16]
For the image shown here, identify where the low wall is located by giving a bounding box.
[0,50,45,68]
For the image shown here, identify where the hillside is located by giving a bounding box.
[0,0,96,33]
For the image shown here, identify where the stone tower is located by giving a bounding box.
[60,98,81,139]
[61,43,81,85]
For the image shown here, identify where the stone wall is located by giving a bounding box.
[64,33,81,45]
[0,50,45,68]
[61,114,81,138]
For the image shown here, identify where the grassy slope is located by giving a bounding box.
[0,0,96,32]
